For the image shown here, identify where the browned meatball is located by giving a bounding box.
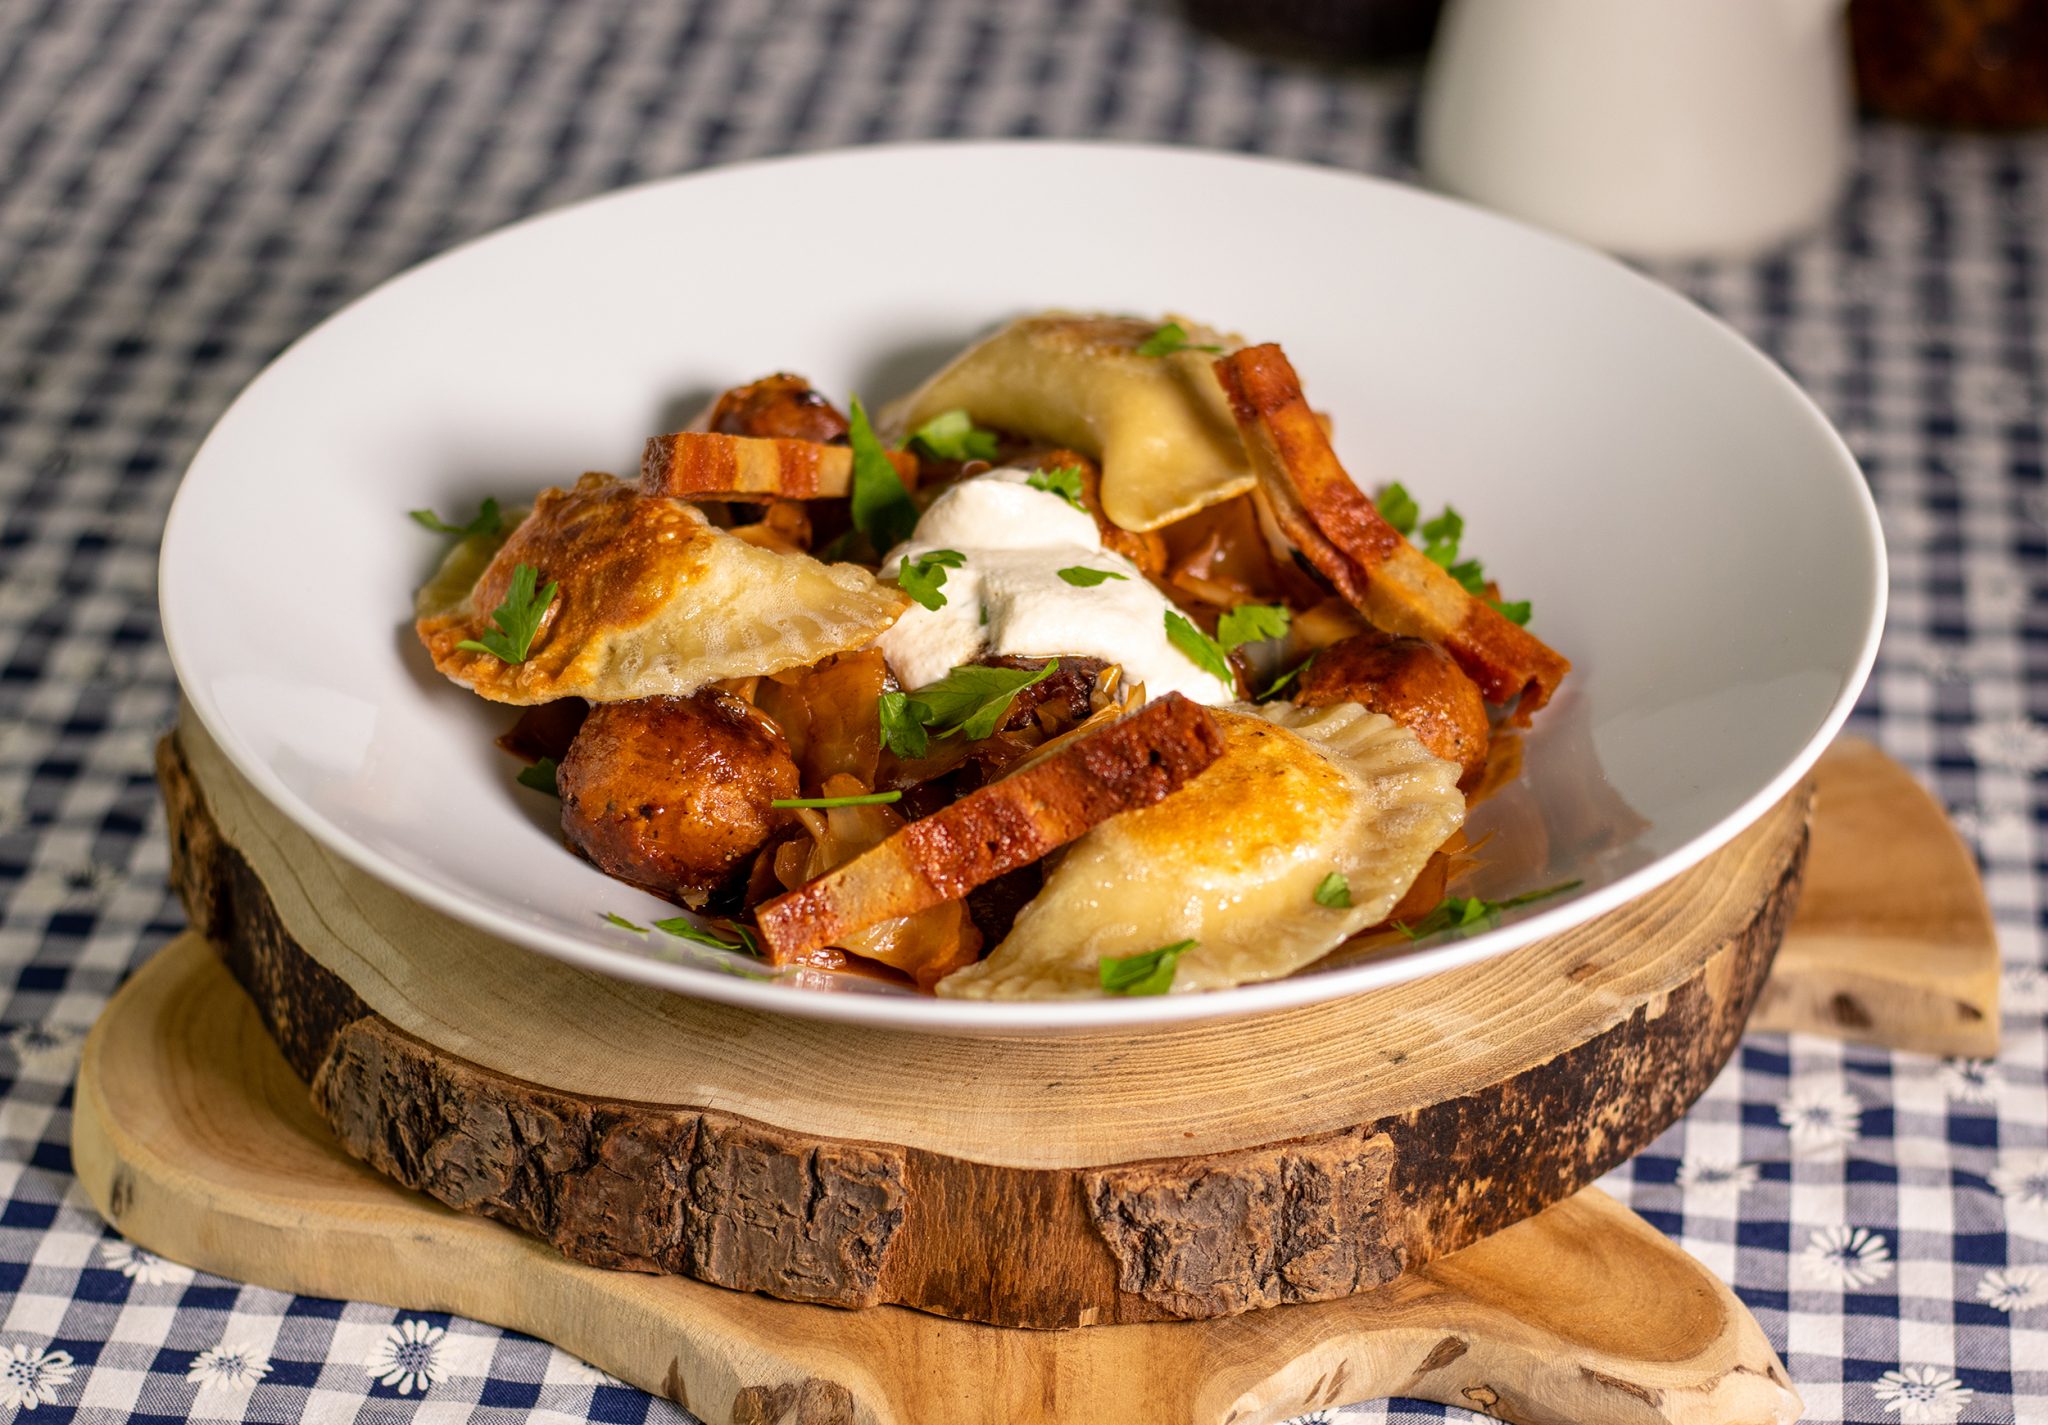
[1294,634,1490,783]
[558,691,799,903]
[707,374,849,443]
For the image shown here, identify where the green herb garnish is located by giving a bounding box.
[1164,610,1235,691]
[1057,566,1127,587]
[1099,939,1196,995]
[454,562,557,664]
[654,915,759,956]
[771,790,905,809]
[1216,602,1291,650]
[601,912,647,933]
[911,659,1060,741]
[410,498,503,538]
[1026,465,1087,511]
[897,549,966,611]
[906,408,1000,463]
[1135,322,1222,358]
[1259,653,1314,702]
[847,395,919,551]
[1490,598,1532,626]
[516,756,559,796]
[878,689,931,759]
[1375,482,1419,536]
[1395,881,1583,941]
[1314,872,1351,909]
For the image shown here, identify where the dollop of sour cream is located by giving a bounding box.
[877,469,1234,705]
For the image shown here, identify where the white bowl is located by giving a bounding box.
[159,142,1884,1033]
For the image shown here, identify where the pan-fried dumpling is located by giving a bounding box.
[936,702,1465,999]
[887,313,1254,533]
[415,473,908,705]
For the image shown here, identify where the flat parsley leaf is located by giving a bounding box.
[411,498,503,537]
[847,395,919,551]
[1490,597,1532,626]
[455,562,557,664]
[897,548,965,611]
[654,915,759,956]
[1164,610,1235,691]
[1099,939,1196,995]
[907,408,999,463]
[878,690,931,759]
[1375,483,1419,536]
[1216,602,1291,650]
[914,659,1060,741]
[1025,465,1086,511]
[516,756,559,796]
[1135,322,1222,358]
[601,911,647,933]
[1259,652,1315,702]
[1395,881,1582,940]
[1057,565,1126,587]
[1313,872,1351,908]
[1401,497,1532,617]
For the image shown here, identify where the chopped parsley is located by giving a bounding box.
[410,498,503,538]
[1057,566,1126,587]
[1490,597,1532,626]
[1025,465,1087,511]
[454,562,557,664]
[878,659,1061,757]
[1259,653,1315,702]
[1099,939,1196,995]
[654,915,759,956]
[1216,602,1291,650]
[1135,322,1222,358]
[1381,486,1533,623]
[771,790,904,809]
[1164,610,1235,691]
[515,756,559,796]
[1375,482,1419,536]
[897,548,966,611]
[1313,872,1351,908]
[906,408,1000,463]
[847,395,919,551]
[1394,881,1583,940]
[601,911,647,933]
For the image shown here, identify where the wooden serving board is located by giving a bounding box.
[73,936,1804,1425]
[157,715,1812,1329]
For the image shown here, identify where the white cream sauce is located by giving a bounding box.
[876,470,1234,704]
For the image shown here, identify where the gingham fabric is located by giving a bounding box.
[0,2,2044,1421]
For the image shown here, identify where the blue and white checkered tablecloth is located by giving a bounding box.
[1,1,2045,1421]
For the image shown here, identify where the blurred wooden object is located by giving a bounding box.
[1752,736,2000,1057]
[1852,0,2048,127]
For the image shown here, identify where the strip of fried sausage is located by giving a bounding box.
[641,432,918,502]
[1214,344,1570,723]
[754,693,1224,964]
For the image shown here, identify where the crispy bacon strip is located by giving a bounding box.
[1214,345,1570,723]
[640,432,918,503]
[754,693,1224,964]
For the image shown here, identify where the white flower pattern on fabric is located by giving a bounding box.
[1990,1150,2048,1232]
[2006,963,2048,1014]
[560,1354,624,1387]
[0,1343,77,1411]
[1,1024,81,1074]
[1964,717,2048,774]
[1797,1225,1895,1290]
[1280,1413,1336,1425]
[1937,1059,2000,1105]
[1778,1085,1863,1154]
[100,1239,194,1286]
[187,1341,272,1393]
[1975,1265,2048,1313]
[1872,1365,1972,1424]
[1676,1158,1759,1199]
[364,1319,447,1396]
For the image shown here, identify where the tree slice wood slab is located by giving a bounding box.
[156,715,1810,1329]
[73,936,1803,1425]
[1753,736,2000,1058]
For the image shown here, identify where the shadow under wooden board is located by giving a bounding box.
[75,937,1803,1425]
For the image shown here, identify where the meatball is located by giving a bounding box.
[707,374,849,444]
[558,691,799,903]
[1294,634,1490,783]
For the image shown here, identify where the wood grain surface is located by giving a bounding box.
[72,935,1803,1425]
[1756,736,2000,1057]
[157,716,1810,1326]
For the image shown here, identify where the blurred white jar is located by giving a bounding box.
[1418,0,1853,259]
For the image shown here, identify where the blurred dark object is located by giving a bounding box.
[1183,0,1444,63]
[1851,0,2048,128]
